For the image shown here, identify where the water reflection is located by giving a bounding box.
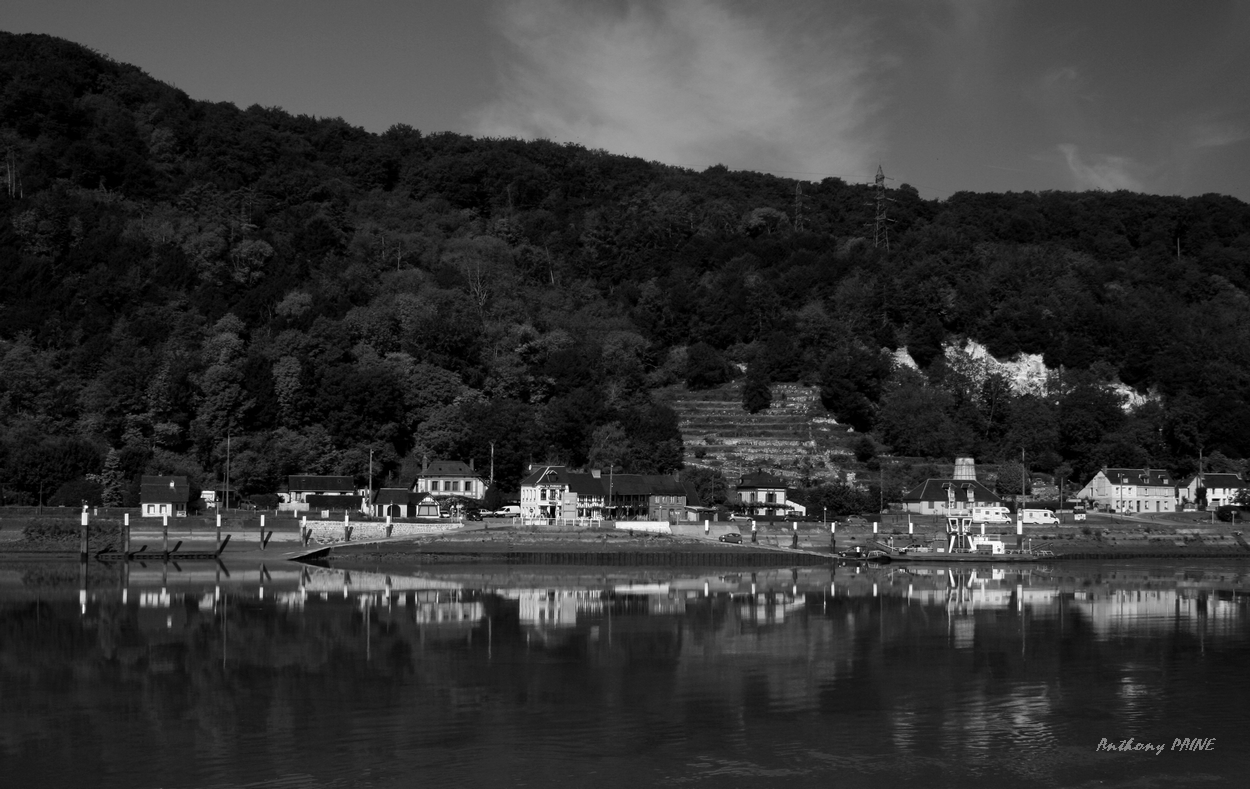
[2,560,1248,788]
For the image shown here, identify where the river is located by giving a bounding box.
[1,559,1247,787]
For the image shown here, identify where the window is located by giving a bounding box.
[431,481,440,491]
[451,481,460,492]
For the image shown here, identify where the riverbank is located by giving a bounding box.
[2,510,1248,563]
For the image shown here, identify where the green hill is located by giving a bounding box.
[3,31,1250,507]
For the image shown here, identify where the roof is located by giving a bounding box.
[565,473,606,497]
[640,475,685,496]
[1102,468,1175,487]
[140,475,190,504]
[520,465,604,497]
[417,460,480,478]
[288,475,355,492]
[900,479,1001,504]
[1183,472,1244,489]
[737,471,787,490]
[521,465,568,487]
[682,479,709,508]
[373,488,419,505]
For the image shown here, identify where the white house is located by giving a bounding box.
[734,471,806,518]
[1178,472,1245,509]
[140,475,190,518]
[413,459,488,500]
[1075,468,1177,514]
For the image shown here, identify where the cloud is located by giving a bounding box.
[1057,144,1143,192]
[472,0,879,179]
[1189,120,1249,149]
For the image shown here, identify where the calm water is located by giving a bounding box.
[2,558,1248,788]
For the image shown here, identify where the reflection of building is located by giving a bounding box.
[500,589,605,627]
[1076,468,1177,513]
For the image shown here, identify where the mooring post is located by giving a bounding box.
[751,519,757,544]
[344,511,351,542]
[216,512,222,555]
[79,556,87,616]
[79,507,89,561]
[873,520,878,535]
[791,521,799,549]
[386,514,392,538]
[908,519,914,536]
[301,515,307,546]
[123,512,131,556]
[1017,515,1023,550]
[260,514,267,550]
[704,519,709,536]
[830,520,836,553]
[163,514,169,555]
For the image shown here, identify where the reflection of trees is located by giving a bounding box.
[2,570,1248,784]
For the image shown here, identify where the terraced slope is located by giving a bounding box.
[659,382,854,484]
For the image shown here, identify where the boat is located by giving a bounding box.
[867,516,1053,563]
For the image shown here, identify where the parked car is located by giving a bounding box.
[719,532,743,544]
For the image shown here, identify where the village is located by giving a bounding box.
[134,456,1242,527]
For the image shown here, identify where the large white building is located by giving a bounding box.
[1075,468,1177,514]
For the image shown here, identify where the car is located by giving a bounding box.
[718,532,743,544]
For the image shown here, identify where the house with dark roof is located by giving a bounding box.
[520,465,606,521]
[282,475,360,513]
[899,478,1001,515]
[140,475,191,518]
[1178,472,1247,509]
[734,470,806,518]
[1075,468,1177,513]
[413,459,489,501]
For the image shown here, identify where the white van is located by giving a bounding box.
[1022,508,1059,525]
[972,506,1011,524]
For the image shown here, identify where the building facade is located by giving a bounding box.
[413,459,488,501]
[1075,468,1177,513]
[899,479,1002,515]
[1177,472,1245,509]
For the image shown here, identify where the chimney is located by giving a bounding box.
[470,458,475,471]
[422,454,428,473]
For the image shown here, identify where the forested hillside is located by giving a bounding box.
[2,32,1249,508]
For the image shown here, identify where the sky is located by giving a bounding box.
[4,0,1250,201]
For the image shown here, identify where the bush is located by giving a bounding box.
[1215,505,1245,523]
[248,493,281,510]
[47,478,103,507]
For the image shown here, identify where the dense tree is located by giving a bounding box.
[2,31,1250,499]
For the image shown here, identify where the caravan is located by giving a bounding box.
[1023,508,1059,525]
[972,506,1011,524]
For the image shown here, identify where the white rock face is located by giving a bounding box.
[941,339,1156,411]
[947,340,1050,397]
